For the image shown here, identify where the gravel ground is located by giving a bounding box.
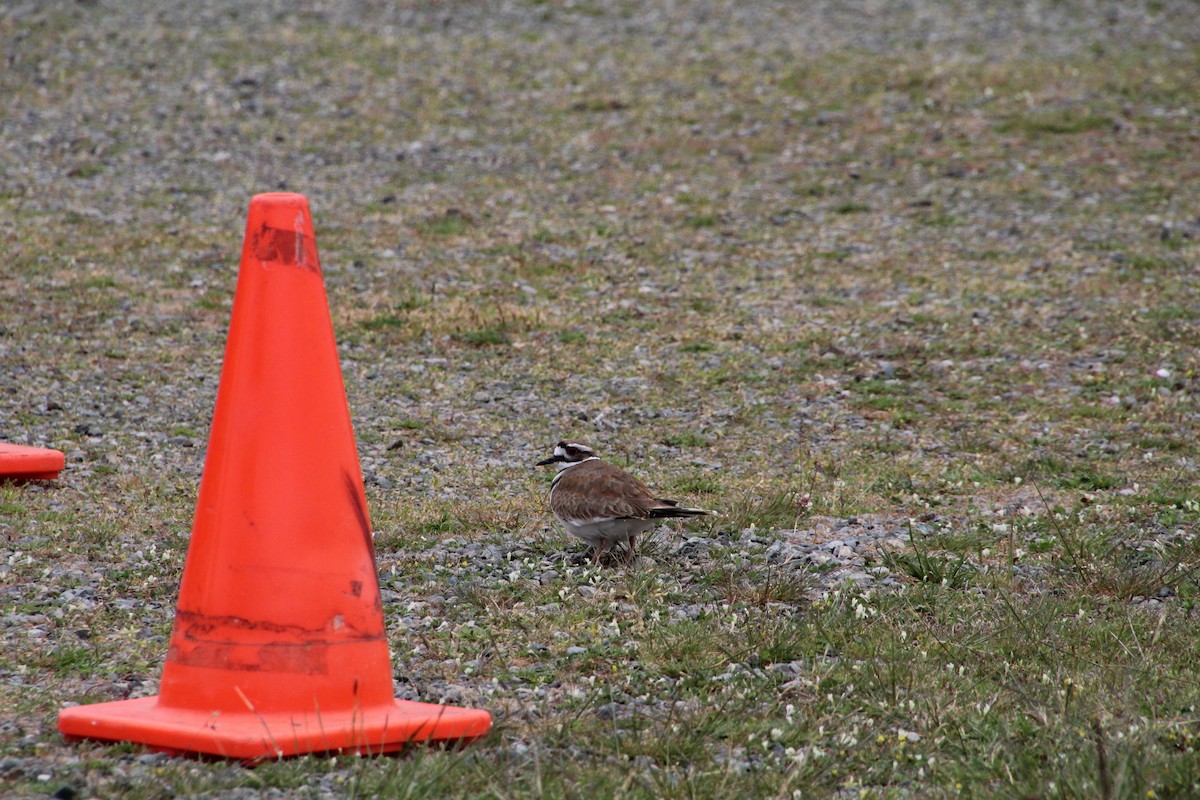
[2,0,1199,797]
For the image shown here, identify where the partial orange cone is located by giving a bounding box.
[0,442,65,480]
[58,193,491,761]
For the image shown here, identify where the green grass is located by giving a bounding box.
[361,313,406,329]
[882,536,978,589]
[661,431,710,448]
[832,201,871,214]
[996,111,1112,136]
[558,328,587,344]
[457,325,511,346]
[418,210,473,237]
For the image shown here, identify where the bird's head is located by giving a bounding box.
[536,441,597,469]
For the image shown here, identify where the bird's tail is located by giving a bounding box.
[649,502,716,519]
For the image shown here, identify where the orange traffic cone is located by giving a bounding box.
[58,193,491,761]
[0,442,65,480]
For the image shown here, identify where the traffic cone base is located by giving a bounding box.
[0,442,65,480]
[58,695,491,762]
[57,193,490,760]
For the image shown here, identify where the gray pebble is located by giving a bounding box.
[594,702,625,720]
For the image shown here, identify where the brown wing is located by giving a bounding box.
[551,459,668,521]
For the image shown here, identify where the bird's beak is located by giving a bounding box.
[536,455,563,466]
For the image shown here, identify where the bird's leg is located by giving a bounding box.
[592,540,612,566]
[625,535,638,565]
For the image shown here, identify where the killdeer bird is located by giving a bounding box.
[537,441,714,565]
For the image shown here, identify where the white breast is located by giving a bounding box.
[559,515,659,547]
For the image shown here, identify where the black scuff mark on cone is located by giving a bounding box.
[343,469,374,563]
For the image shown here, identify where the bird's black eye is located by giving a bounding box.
[564,446,579,457]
